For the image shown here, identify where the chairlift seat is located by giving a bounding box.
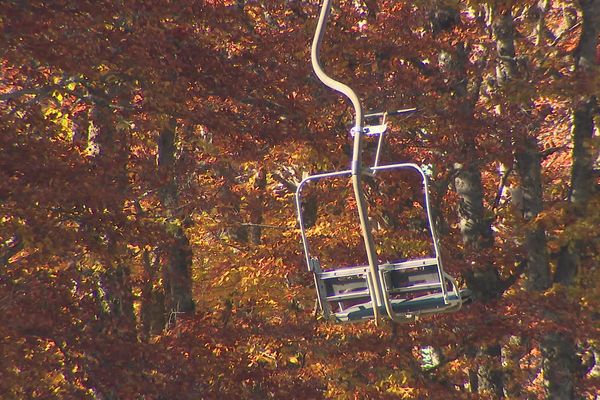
[311,261,373,317]
[314,256,465,323]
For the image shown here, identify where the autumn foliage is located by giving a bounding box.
[1,1,599,399]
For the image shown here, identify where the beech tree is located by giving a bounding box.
[1,1,598,399]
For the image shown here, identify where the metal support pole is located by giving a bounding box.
[310,0,384,323]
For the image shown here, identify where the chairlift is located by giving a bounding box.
[295,0,470,324]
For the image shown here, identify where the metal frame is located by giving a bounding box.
[364,109,417,170]
[295,164,464,322]
[298,0,467,323]
[311,0,383,322]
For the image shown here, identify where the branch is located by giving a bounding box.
[0,234,23,270]
[422,353,461,375]
[535,21,583,71]
[240,96,285,112]
[540,145,568,159]
[271,172,299,193]
[432,168,460,195]
[1,75,83,102]
[499,259,527,293]
[492,166,513,211]
[549,22,581,48]
[240,223,292,230]
[1,85,60,102]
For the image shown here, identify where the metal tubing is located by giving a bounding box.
[295,169,352,271]
[296,160,454,321]
[311,0,383,323]
[372,113,387,170]
[370,163,448,303]
[311,0,363,130]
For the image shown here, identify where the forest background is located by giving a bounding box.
[1,0,599,399]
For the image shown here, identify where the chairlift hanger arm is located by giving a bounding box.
[311,0,363,130]
[311,0,383,322]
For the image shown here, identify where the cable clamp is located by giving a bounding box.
[350,126,362,137]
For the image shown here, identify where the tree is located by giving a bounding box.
[1,1,598,399]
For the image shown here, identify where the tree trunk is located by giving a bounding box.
[476,344,504,399]
[446,39,501,305]
[541,332,579,399]
[165,225,195,316]
[432,2,504,396]
[557,0,600,286]
[573,0,600,71]
[78,93,138,400]
[97,264,136,338]
[556,96,598,284]
[158,118,195,326]
[454,164,494,251]
[545,3,600,399]
[248,168,267,245]
[140,249,166,338]
[492,6,552,293]
[490,7,559,399]
[569,97,599,209]
[89,99,137,339]
[514,136,551,291]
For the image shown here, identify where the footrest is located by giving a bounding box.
[391,292,461,314]
[335,292,462,322]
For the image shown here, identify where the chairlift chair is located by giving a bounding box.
[295,0,470,324]
[296,159,467,323]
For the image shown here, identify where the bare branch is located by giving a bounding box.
[1,234,23,270]
[492,166,513,211]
